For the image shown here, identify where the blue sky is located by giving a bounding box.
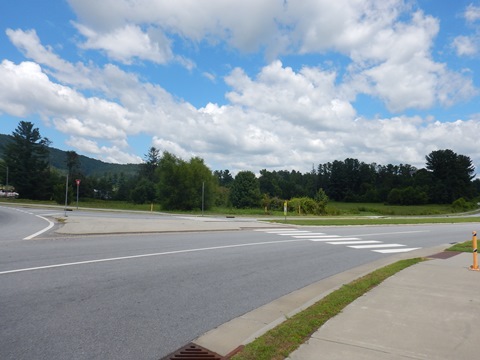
[1,0,480,174]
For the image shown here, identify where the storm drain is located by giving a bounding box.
[161,343,223,360]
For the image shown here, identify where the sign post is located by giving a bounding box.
[284,201,287,222]
[75,179,81,210]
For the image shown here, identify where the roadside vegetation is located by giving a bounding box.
[447,240,475,252]
[231,258,424,360]
[2,121,480,221]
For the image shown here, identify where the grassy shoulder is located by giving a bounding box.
[231,258,424,360]
[447,240,474,252]
[274,217,480,226]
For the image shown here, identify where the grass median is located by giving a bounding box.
[231,258,424,360]
[273,217,480,226]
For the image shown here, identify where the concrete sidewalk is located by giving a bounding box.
[287,252,479,360]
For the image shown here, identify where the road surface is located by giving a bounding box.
[0,205,476,359]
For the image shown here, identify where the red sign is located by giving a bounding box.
[75,179,81,186]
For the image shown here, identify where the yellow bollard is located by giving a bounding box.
[470,231,479,271]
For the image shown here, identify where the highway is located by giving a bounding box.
[0,205,477,359]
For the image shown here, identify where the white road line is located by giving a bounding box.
[292,234,331,238]
[276,231,312,235]
[254,228,298,232]
[328,240,381,245]
[0,239,306,276]
[348,244,405,249]
[255,229,299,233]
[373,248,421,254]
[23,215,55,240]
[309,237,361,242]
[349,230,429,237]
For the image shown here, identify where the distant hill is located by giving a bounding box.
[0,133,140,177]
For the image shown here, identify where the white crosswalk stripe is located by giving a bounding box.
[348,243,405,249]
[256,228,420,254]
[328,240,381,245]
[373,248,421,253]
[309,237,361,242]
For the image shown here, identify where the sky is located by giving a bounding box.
[1,1,480,175]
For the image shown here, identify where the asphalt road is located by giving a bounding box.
[0,205,477,359]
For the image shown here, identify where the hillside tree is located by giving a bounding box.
[3,121,51,199]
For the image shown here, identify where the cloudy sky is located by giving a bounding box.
[1,1,480,174]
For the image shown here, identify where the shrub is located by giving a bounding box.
[452,197,477,212]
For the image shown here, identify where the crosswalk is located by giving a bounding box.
[255,228,420,254]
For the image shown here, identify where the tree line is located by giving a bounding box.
[1,121,478,212]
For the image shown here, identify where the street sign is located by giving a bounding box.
[75,179,81,186]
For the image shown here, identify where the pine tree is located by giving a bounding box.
[4,121,51,199]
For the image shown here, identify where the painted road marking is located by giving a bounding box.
[24,215,55,240]
[374,248,421,254]
[328,240,381,245]
[276,231,312,235]
[0,238,307,276]
[255,229,300,233]
[309,237,361,242]
[255,228,422,254]
[349,244,405,249]
[292,234,334,238]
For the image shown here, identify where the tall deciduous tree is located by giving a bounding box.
[4,121,51,199]
[157,152,216,210]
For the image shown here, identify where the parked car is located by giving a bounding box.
[0,190,19,198]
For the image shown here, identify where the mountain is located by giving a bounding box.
[0,133,140,177]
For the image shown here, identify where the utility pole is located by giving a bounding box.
[64,174,69,217]
[201,181,205,216]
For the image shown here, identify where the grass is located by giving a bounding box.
[231,258,424,360]
[447,240,475,252]
[326,202,454,216]
[276,217,480,226]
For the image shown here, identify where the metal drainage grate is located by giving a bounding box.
[429,251,460,259]
[161,343,223,360]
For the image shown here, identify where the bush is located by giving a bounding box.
[387,186,428,205]
[288,197,323,215]
[452,197,477,212]
[53,183,73,205]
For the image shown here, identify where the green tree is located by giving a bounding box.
[0,159,7,188]
[130,178,156,204]
[3,121,51,199]
[140,147,160,182]
[214,169,234,187]
[229,171,261,208]
[425,149,475,203]
[259,169,281,197]
[65,151,81,177]
[315,188,329,214]
[157,152,216,210]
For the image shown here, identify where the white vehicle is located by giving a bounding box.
[0,190,19,198]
